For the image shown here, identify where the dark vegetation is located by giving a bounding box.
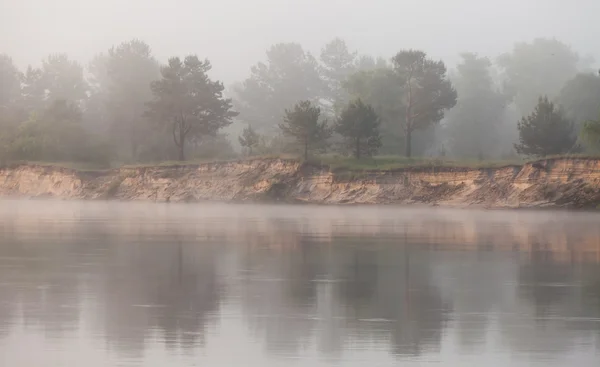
[1,37,600,169]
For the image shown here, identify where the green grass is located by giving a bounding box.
[4,153,600,173]
[0,160,111,172]
[121,154,300,169]
[309,155,527,172]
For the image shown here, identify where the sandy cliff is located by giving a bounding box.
[1,157,600,208]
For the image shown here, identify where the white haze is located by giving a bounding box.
[2,0,600,84]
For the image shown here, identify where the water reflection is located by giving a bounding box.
[0,201,599,366]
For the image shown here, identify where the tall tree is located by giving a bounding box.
[234,43,325,133]
[345,67,414,155]
[444,53,508,159]
[0,54,21,108]
[335,99,381,159]
[102,40,160,161]
[147,55,238,161]
[515,96,576,157]
[320,38,357,113]
[392,50,457,157]
[279,100,330,159]
[41,54,88,106]
[498,38,581,115]
[558,72,600,131]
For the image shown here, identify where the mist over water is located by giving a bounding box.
[0,201,599,366]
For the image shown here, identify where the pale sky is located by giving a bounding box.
[2,0,599,84]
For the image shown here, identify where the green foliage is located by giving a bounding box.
[515,96,576,157]
[238,125,260,155]
[41,54,88,106]
[233,43,325,133]
[498,38,581,115]
[279,101,331,159]
[558,72,600,131]
[391,50,457,157]
[20,66,45,113]
[320,38,358,113]
[95,39,160,161]
[147,55,238,161]
[445,53,508,159]
[3,100,110,166]
[335,99,381,159]
[0,54,21,107]
[580,118,600,152]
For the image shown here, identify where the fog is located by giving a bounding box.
[2,0,600,164]
[3,0,600,84]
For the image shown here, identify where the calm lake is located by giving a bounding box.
[0,201,599,366]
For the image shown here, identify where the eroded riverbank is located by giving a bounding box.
[1,157,600,208]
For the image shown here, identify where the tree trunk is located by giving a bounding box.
[178,142,185,161]
[304,140,308,160]
[178,125,186,161]
[405,128,412,158]
[355,137,360,159]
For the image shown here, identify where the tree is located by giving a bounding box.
[20,66,45,113]
[335,99,381,159]
[41,54,88,106]
[279,101,331,159]
[90,40,160,161]
[498,38,581,115]
[147,55,238,161]
[8,100,109,164]
[234,43,325,133]
[320,38,357,113]
[392,50,457,157]
[558,72,600,131]
[514,96,576,156]
[238,125,260,155]
[444,53,508,159]
[0,54,21,108]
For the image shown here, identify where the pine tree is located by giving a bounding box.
[515,96,576,156]
[279,100,331,159]
[147,55,238,161]
[335,99,381,159]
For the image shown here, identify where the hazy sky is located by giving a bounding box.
[2,0,600,84]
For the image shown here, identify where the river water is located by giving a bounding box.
[0,201,599,366]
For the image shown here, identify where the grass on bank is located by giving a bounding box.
[2,153,600,173]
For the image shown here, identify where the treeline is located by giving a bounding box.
[1,37,600,167]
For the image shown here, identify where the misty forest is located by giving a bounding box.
[2,37,600,166]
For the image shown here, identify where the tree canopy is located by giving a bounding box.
[498,38,581,116]
[515,96,576,157]
[234,43,325,133]
[0,54,21,108]
[279,100,331,159]
[391,50,457,157]
[147,55,238,161]
[444,53,508,159]
[335,99,381,159]
[558,72,600,130]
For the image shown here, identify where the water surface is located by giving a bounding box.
[0,201,599,366]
